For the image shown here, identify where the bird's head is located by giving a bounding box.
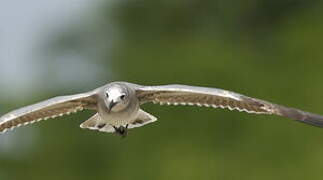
[104,84,130,112]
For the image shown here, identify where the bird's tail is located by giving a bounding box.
[275,105,323,128]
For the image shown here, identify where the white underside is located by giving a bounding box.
[80,109,157,133]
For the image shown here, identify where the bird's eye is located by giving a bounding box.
[120,94,126,100]
[106,93,109,98]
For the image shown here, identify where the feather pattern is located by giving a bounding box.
[136,84,323,128]
[0,92,97,133]
[136,85,277,115]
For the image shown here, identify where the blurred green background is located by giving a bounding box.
[1,0,323,179]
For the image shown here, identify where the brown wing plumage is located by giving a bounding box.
[136,84,323,128]
[0,92,97,133]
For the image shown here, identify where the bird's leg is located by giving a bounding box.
[113,125,128,138]
[119,126,128,138]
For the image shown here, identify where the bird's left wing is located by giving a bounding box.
[135,84,323,128]
[136,84,275,114]
[0,91,97,133]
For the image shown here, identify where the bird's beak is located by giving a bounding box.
[107,100,117,112]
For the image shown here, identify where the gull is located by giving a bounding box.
[0,81,323,137]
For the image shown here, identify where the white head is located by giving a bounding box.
[104,84,130,112]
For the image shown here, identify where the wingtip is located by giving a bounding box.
[79,123,86,129]
[277,105,323,128]
[300,114,323,128]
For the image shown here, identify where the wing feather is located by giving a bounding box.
[135,84,323,128]
[136,85,276,114]
[0,91,97,133]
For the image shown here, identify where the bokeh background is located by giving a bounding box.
[1,0,323,179]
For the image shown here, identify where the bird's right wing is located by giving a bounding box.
[0,91,97,133]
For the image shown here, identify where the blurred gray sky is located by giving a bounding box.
[0,0,112,99]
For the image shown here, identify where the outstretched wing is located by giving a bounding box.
[0,91,97,133]
[135,84,323,128]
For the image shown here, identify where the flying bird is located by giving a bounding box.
[1,81,323,137]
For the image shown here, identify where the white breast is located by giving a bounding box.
[97,107,139,127]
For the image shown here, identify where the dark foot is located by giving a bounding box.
[113,125,128,138]
[97,123,106,129]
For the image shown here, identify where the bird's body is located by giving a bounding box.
[1,81,323,137]
[66,82,153,136]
